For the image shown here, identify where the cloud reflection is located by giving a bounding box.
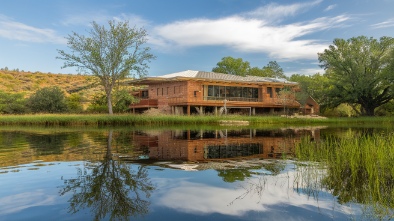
[155,170,356,218]
[0,190,57,215]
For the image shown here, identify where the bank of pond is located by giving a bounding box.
[0,125,393,220]
[1,114,394,127]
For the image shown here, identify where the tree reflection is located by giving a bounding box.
[217,168,252,183]
[60,130,155,221]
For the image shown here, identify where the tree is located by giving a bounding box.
[57,20,155,114]
[212,56,250,76]
[262,61,287,79]
[290,73,331,113]
[113,89,137,113]
[318,36,394,116]
[27,86,68,113]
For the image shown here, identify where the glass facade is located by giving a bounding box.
[206,85,259,102]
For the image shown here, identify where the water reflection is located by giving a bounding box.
[132,128,321,162]
[2,126,392,220]
[59,130,155,220]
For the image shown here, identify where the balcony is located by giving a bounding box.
[131,98,158,108]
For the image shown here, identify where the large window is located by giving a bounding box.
[206,85,258,101]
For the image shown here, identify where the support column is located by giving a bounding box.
[187,105,191,116]
[214,106,218,116]
[252,107,255,115]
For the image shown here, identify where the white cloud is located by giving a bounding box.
[324,4,337,12]
[371,18,394,29]
[246,0,323,22]
[0,15,66,44]
[286,68,323,76]
[152,13,349,60]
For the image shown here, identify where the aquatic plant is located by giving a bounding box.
[295,132,394,220]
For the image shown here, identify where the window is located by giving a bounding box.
[275,88,280,96]
[206,85,259,101]
[194,91,197,97]
[267,87,273,98]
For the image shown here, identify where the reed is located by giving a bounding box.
[295,132,394,219]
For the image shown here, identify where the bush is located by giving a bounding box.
[0,91,27,114]
[27,86,68,113]
[66,93,84,113]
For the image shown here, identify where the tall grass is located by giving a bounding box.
[1,114,394,127]
[295,132,394,220]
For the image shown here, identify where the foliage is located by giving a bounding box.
[57,20,155,115]
[262,61,287,79]
[290,73,331,112]
[113,89,137,113]
[212,57,286,79]
[318,36,394,116]
[212,56,250,76]
[27,86,68,113]
[86,92,108,113]
[0,91,27,114]
[66,93,84,113]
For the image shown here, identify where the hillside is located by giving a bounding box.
[0,70,103,98]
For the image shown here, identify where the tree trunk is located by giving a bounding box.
[107,92,113,115]
[106,129,113,160]
[362,105,375,116]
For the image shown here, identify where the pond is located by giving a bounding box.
[0,125,393,221]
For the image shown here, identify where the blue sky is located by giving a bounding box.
[1,0,393,77]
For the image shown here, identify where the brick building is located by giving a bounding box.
[126,70,319,115]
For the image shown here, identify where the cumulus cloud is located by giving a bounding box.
[371,18,394,29]
[0,15,66,44]
[152,13,349,60]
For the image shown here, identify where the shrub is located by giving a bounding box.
[27,86,68,113]
[0,90,27,114]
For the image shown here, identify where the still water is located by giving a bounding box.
[0,126,393,221]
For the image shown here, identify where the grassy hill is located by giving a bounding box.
[0,70,104,99]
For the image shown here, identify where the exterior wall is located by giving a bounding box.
[130,79,319,115]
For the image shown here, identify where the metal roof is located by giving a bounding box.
[129,70,297,84]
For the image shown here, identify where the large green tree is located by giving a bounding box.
[318,36,394,116]
[57,20,155,114]
[212,56,250,76]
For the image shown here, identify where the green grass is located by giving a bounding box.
[1,114,394,127]
[295,132,394,220]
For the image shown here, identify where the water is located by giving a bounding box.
[0,126,392,221]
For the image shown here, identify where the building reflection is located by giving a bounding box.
[132,128,320,161]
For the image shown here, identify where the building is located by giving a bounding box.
[126,70,319,115]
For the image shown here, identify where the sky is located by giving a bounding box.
[1,0,393,77]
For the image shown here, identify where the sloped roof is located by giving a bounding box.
[128,70,296,84]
